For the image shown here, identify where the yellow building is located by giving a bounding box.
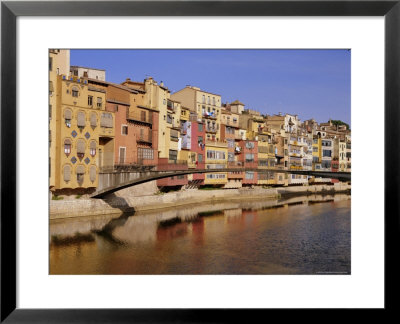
[171,86,222,142]
[51,73,114,193]
[312,135,322,170]
[49,49,70,189]
[204,141,228,185]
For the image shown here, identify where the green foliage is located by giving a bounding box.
[75,195,82,199]
[331,120,350,130]
[52,195,64,200]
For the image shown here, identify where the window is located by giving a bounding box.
[313,147,318,152]
[64,139,71,156]
[322,160,331,169]
[138,148,154,160]
[96,97,102,108]
[77,111,86,128]
[49,57,53,71]
[169,149,178,161]
[100,113,113,128]
[202,95,205,103]
[245,153,255,162]
[119,147,126,164]
[90,166,96,182]
[64,109,72,127]
[245,141,255,149]
[90,141,96,157]
[198,123,203,132]
[170,129,179,142]
[166,114,172,124]
[76,139,86,159]
[207,96,210,104]
[198,154,203,162]
[323,150,331,157]
[56,68,60,75]
[90,112,97,127]
[63,165,71,182]
[49,105,52,120]
[88,96,93,106]
[228,153,235,162]
[212,97,215,105]
[227,139,234,148]
[122,125,128,135]
[72,88,79,97]
[245,172,254,180]
[313,156,319,163]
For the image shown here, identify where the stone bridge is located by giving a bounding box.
[92,168,351,199]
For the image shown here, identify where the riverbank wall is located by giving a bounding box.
[50,182,350,220]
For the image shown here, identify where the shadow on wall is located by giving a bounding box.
[102,192,135,213]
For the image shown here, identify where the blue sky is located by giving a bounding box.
[71,49,351,125]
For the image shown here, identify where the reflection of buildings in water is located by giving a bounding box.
[112,217,158,244]
[50,213,119,243]
[242,209,258,225]
[156,222,189,242]
[50,194,351,248]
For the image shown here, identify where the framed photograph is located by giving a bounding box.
[1,0,399,321]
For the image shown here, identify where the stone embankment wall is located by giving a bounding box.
[50,183,350,220]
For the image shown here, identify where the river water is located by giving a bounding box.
[50,194,351,275]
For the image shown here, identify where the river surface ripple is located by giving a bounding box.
[50,194,351,275]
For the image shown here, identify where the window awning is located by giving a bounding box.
[76,165,85,174]
[77,140,86,154]
[64,109,72,120]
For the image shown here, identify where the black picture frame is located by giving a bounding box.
[1,0,399,322]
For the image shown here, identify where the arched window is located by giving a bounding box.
[71,86,79,97]
[90,112,97,127]
[64,138,71,156]
[64,108,72,127]
[90,165,97,182]
[76,139,86,159]
[90,141,96,157]
[63,165,71,182]
[77,111,86,128]
[76,165,85,184]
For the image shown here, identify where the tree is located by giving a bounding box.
[331,120,350,130]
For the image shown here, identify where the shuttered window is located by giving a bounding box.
[63,165,71,182]
[89,166,96,182]
[72,86,79,97]
[76,139,86,155]
[77,111,86,127]
[100,113,113,128]
[119,147,126,164]
[97,97,102,108]
[64,108,72,127]
[170,129,179,141]
[90,112,97,127]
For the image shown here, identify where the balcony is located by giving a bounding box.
[205,126,218,133]
[127,110,153,125]
[137,134,152,144]
[205,139,227,148]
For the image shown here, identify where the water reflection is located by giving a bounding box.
[50,194,351,274]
